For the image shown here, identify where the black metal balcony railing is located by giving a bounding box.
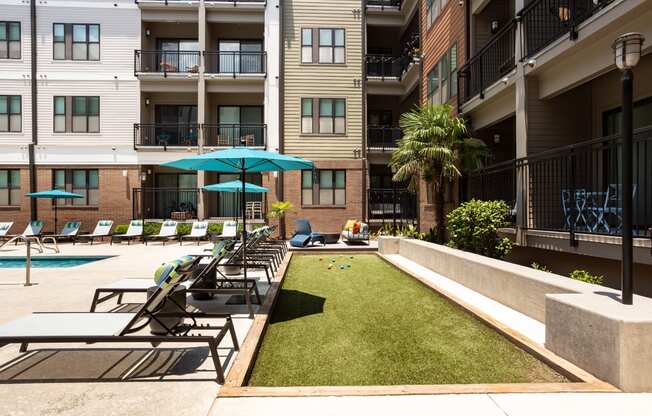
[366,0,402,7]
[133,188,199,220]
[519,0,615,60]
[466,126,652,240]
[204,51,267,75]
[134,50,201,75]
[134,124,200,147]
[366,54,412,79]
[459,19,517,105]
[367,126,402,151]
[203,124,267,147]
[368,188,418,227]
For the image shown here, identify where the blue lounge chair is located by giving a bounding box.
[290,219,325,247]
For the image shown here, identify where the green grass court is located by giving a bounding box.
[248,254,567,386]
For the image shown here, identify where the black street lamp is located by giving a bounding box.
[613,32,645,305]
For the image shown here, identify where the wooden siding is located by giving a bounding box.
[420,0,466,113]
[282,0,363,160]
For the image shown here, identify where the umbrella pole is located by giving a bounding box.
[54,199,57,234]
[241,165,247,282]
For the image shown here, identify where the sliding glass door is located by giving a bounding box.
[155,105,198,146]
[218,40,263,74]
[218,106,264,147]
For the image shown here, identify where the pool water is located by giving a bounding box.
[0,256,113,268]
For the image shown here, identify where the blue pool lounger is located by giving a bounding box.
[290,220,325,247]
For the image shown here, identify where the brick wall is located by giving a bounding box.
[0,166,139,234]
[420,0,466,113]
[282,159,364,235]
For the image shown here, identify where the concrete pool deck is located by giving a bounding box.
[1,241,652,415]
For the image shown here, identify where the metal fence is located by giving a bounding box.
[368,188,418,228]
[134,50,200,75]
[366,0,402,7]
[459,19,516,105]
[367,127,402,152]
[366,54,411,78]
[133,188,199,220]
[134,124,200,147]
[466,127,652,239]
[204,124,267,147]
[519,0,615,59]
[204,51,266,75]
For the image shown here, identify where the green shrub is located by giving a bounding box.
[531,262,551,272]
[446,199,512,259]
[569,270,604,285]
[375,223,424,239]
[114,224,128,234]
[143,222,162,236]
[177,223,192,236]
[208,223,224,235]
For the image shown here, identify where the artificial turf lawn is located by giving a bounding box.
[247,254,568,386]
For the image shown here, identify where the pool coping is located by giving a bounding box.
[218,252,618,398]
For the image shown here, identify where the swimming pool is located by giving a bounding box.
[0,256,114,268]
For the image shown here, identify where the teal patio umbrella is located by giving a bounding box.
[204,180,269,222]
[163,148,313,280]
[26,189,83,233]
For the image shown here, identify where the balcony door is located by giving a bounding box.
[218,106,263,146]
[218,40,263,74]
[153,173,197,219]
[157,39,199,72]
[155,105,198,146]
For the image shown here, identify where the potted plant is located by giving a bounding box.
[268,200,294,239]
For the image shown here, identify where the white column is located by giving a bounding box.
[197,0,207,220]
[264,0,281,153]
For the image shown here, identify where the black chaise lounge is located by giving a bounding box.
[90,240,262,318]
[0,257,239,383]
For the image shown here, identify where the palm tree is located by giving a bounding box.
[390,103,487,242]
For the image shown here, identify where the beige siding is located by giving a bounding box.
[282,0,363,160]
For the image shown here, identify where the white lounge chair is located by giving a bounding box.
[110,220,143,245]
[179,220,208,245]
[76,220,113,245]
[144,220,178,245]
[51,221,81,242]
[0,221,46,250]
[0,259,239,383]
[0,222,14,242]
[217,220,238,239]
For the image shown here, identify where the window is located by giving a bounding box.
[301,29,312,63]
[301,169,346,206]
[427,0,450,29]
[301,98,313,134]
[54,96,99,133]
[0,170,20,206]
[427,44,457,104]
[53,169,99,206]
[0,22,20,59]
[301,28,345,64]
[301,98,346,135]
[53,23,100,61]
[0,95,21,132]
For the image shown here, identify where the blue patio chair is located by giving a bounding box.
[290,219,325,247]
[594,184,638,234]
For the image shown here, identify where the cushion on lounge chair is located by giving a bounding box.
[154,255,196,286]
[290,234,311,247]
[344,219,357,231]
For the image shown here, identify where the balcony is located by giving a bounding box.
[519,0,615,60]
[466,126,652,241]
[203,124,267,148]
[367,126,402,152]
[368,188,418,228]
[366,54,410,79]
[134,50,200,77]
[459,19,516,106]
[366,0,402,8]
[134,124,200,148]
[132,187,199,220]
[204,51,267,77]
[135,0,199,8]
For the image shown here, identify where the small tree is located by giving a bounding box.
[268,200,294,220]
[446,199,512,259]
[390,104,487,241]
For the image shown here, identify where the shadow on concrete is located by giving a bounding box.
[269,289,325,324]
[0,347,224,383]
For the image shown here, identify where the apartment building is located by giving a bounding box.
[0,0,279,232]
[459,0,652,289]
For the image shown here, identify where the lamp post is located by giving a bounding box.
[613,32,645,305]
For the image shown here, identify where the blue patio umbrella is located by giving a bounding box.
[162,148,313,280]
[26,189,83,233]
[203,180,269,194]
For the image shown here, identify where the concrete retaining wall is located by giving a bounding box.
[381,238,610,322]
